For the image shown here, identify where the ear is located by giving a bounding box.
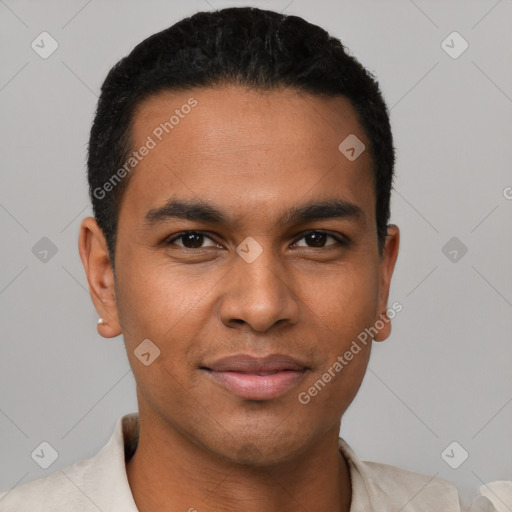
[373,224,400,342]
[78,217,122,338]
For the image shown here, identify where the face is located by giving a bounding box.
[80,85,399,466]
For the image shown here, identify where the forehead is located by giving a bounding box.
[120,85,375,229]
[132,85,366,154]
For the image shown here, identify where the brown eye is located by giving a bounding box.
[166,231,218,249]
[305,232,328,247]
[292,231,347,248]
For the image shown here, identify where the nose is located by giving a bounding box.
[219,243,300,333]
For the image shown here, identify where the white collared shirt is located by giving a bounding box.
[0,412,462,511]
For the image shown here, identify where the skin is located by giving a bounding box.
[79,85,399,512]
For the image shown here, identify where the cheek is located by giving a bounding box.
[296,269,376,415]
[294,258,379,402]
[115,260,205,406]
[115,254,212,343]
[301,258,380,337]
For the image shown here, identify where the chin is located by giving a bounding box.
[210,429,312,468]
[224,444,292,467]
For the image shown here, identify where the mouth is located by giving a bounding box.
[200,354,309,401]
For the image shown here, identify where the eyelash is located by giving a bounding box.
[164,230,349,250]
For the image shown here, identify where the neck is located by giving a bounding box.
[125,415,352,512]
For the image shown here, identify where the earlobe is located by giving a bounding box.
[374,224,400,342]
[373,310,392,342]
[78,217,122,338]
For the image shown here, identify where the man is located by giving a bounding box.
[0,7,462,511]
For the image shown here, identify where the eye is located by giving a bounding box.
[165,231,220,249]
[291,230,348,249]
[165,230,348,251]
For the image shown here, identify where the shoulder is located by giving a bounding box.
[0,456,100,511]
[0,413,138,511]
[363,459,460,510]
[338,438,461,511]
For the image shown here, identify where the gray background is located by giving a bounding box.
[0,0,511,508]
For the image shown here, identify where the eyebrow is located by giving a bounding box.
[143,197,365,229]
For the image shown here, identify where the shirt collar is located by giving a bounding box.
[103,413,459,512]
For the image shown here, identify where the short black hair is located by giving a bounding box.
[87,7,395,269]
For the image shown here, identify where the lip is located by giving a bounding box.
[201,354,309,400]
